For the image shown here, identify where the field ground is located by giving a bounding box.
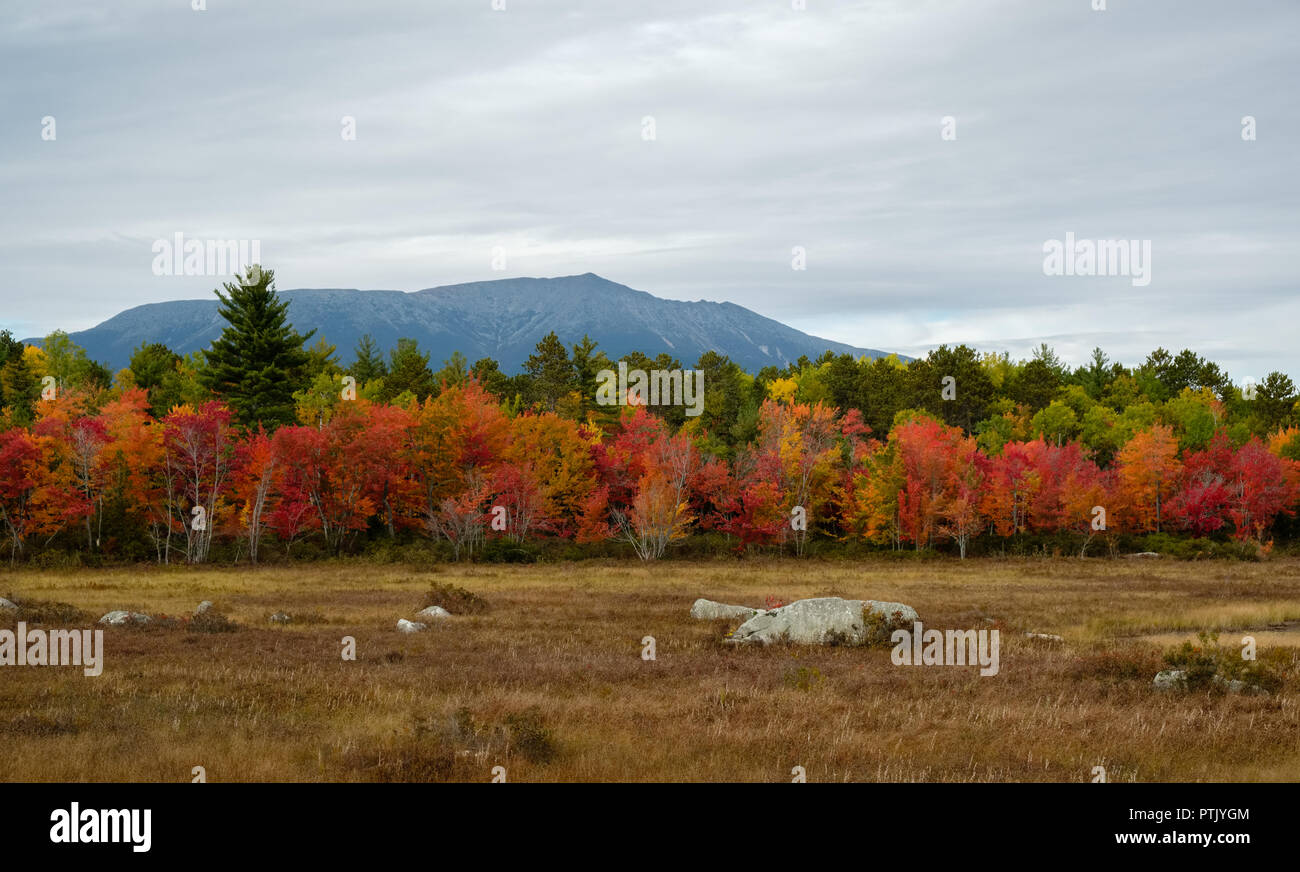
[2,557,1299,782]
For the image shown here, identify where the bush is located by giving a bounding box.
[861,606,913,647]
[187,610,238,633]
[2,596,91,626]
[503,708,558,764]
[420,582,489,615]
[1163,631,1289,693]
[1067,647,1165,683]
[481,538,539,563]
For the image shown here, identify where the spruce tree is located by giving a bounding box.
[383,337,436,401]
[524,331,575,411]
[349,334,388,383]
[202,266,313,428]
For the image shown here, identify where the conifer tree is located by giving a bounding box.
[202,266,313,428]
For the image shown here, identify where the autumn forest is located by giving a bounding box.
[2,268,1299,566]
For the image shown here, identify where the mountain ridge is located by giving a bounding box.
[27,273,903,373]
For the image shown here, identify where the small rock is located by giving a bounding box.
[195,601,213,615]
[1153,669,1188,690]
[690,598,763,621]
[1125,552,1161,559]
[0,597,17,611]
[1213,674,1268,696]
[1154,669,1267,695]
[98,610,151,626]
[269,612,291,624]
[416,605,451,620]
[1024,632,1064,642]
[396,619,427,633]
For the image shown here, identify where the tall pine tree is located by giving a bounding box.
[202,266,313,428]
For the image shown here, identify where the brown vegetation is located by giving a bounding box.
[2,557,1298,782]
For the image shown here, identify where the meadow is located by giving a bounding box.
[2,557,1299,782]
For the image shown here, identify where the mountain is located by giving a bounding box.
[31,273,900,373]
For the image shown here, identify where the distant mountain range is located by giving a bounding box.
[29,273,900,373]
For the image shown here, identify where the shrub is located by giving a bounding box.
[861,606,912,647]
[420,582,489,615]
[504,708,558,764]
[1067,647,1165,683]
[783,665,824,691]
[2,596,91,626]
[187,610,238,633]
[1163,631,1289,694]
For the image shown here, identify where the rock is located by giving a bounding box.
[727,597,918,646]
[0,597,17,611]
[1213,674,1268,696]
[1153,669,1187,690]
[396,619,427,633]
[690,598,763,621]
[98,610,151,626]
[1024,632,1064,642]
[1154,669,1267,695]
[416,605,451,620]
[1125,552,1161,559]
[269,612,291,624]
[195,601,213,615]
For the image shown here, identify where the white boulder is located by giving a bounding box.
[98,610,151,626]
[690,599,763,621]
[416,605,451,620]
[396,619,428,633]
[727,597,918,646]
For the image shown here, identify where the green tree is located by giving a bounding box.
[909,344,994,432]
[40,330,97,391]
[384,337,436,401]
[202,266,314,427]
[1008,357,1060,412]
[434,350,470,390]
[348,334,388,384]
[129,342,182,415]
[470,357,512,401]
[1254,371,1297,434]
[524,332,576,412]
[0,351,38,425]
[303,338,341,382]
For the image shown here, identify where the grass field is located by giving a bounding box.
[2,557,1299,782]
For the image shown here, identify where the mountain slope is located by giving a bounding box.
[34,273,900,373]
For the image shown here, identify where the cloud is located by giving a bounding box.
[1,0,1295,379]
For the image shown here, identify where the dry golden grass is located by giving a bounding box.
[2,556,1299,782]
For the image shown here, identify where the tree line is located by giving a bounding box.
[1,266,1298,564]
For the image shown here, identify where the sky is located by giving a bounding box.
[2,0,1297,381]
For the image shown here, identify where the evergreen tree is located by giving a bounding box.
[384,337,436,401]
[0,350,39,425]
[524,331,576,411]
[434,351,469,389]
[470,357,512,400]
[304,337,341,380]
[129,342,181,414]
[202,266,313,428]
[349,334,388,383]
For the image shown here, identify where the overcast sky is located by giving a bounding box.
[2,0,1297,380]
